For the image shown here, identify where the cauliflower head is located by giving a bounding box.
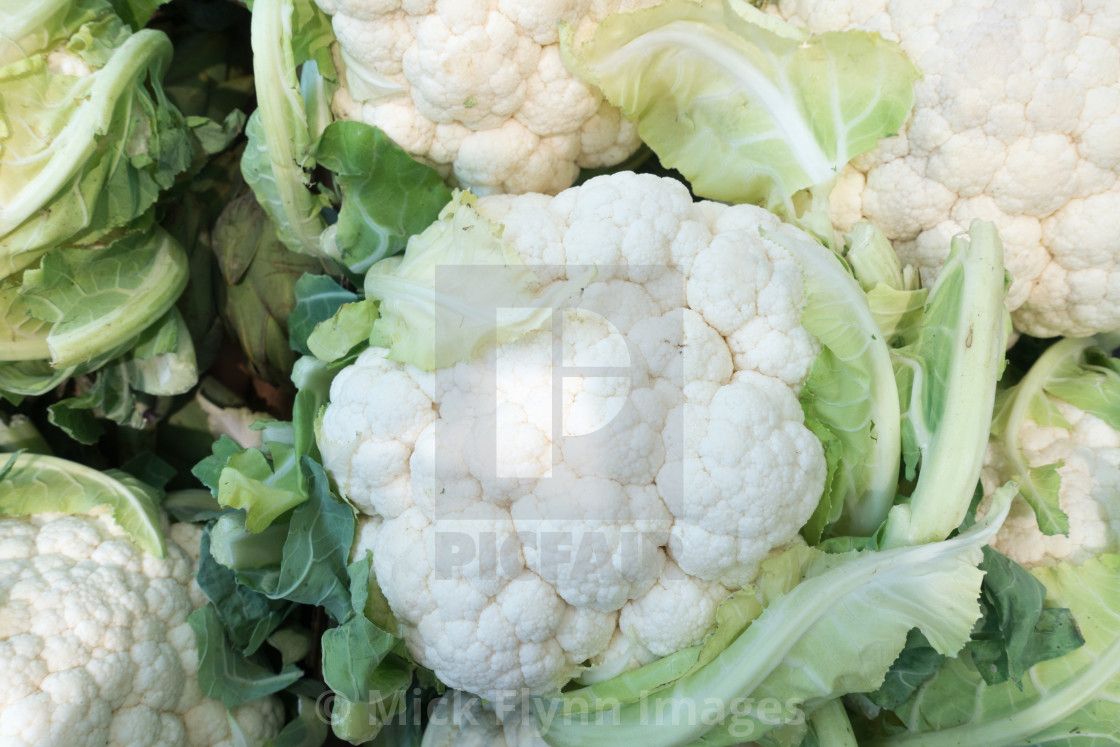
[318,172,827,699]
[0,510,283,746]
[313,0,660,195]
[979,335,1120,567]
[983,398,1120,568]
[773,0,1120,337]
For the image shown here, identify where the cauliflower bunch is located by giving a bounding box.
[0,508,283,746]
[773,0,1120,337]
[317,173,828,698]
[313,0,658,194]
[981,335,1120,567]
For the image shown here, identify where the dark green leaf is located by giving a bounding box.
[162,489,224,522]
[864,629,946,709]
[119,451,176,490]
[291,359,337,465]
[189,110,249,157]
[214,195,265,285]
[321,554,406,702]
[108,0,169,30]
[164,194,224,374]
[215,195,325,384]
[197,528,292,655]
[47,402,106,445]
[270,459,355,621]
[362,689,426,747]
[188,605,302,708]
[231,459,355,622]
[966,547,1085,686]
[288,274,358,356]
[1014,606,1085,674]
[268,692,330,747]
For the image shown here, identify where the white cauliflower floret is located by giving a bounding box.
[322,172,827,700]
[618,559,728,659]
[318,0,660,195]
[982,399,1120,567]
[774,0,1120,337]
[0,509,284,747]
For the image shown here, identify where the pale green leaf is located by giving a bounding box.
[845,223,927,345]
[19,228,189,368]
[561,0,918,213]
[241,0,329,256]
[765,227,900,537]
[0,452,165,556]
[306,299,378,363]
[365,191,587,371]
[1043,338,1120,432]
[538,489,1014,746]
[1018,463,1068,536]
[0,14,193,274]
[882,221,1009,548]
[217,454,306,533]
[0,280,50,362]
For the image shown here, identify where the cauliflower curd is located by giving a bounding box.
[775,0,1120,338]
[977,335,1120,569]
[313,0,659,195]
[0,510,283,746]
[984,399,1120,568]
[317,173,827,699]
